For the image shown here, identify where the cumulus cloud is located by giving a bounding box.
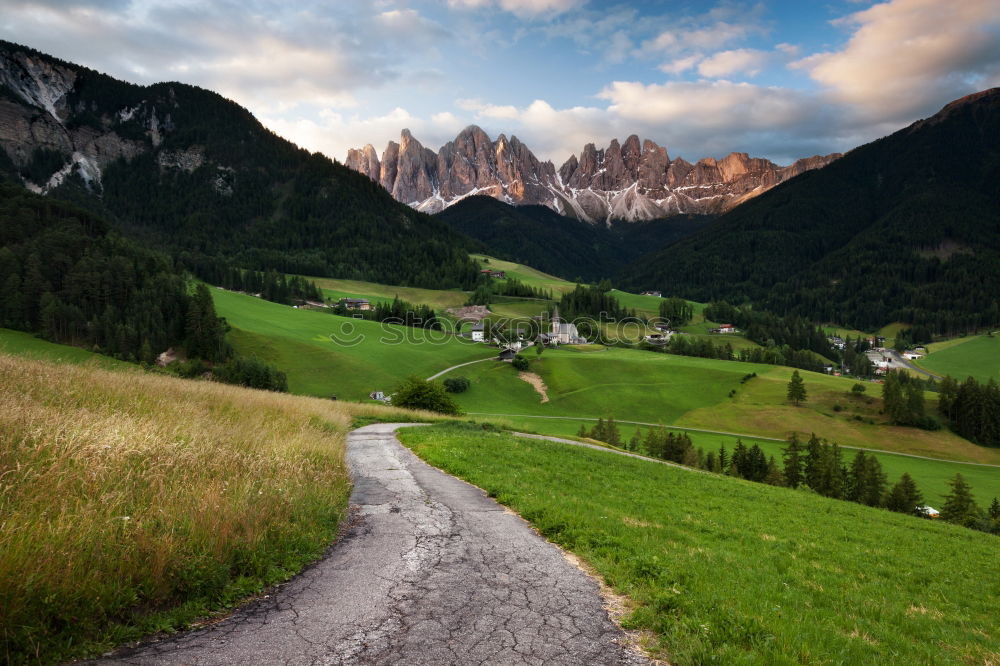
[795,0,1000,121]
[659,54,702,75]
[446,0,585,18]
[0,1,449,114]
[697,48,771,78]
[259,106,469,161]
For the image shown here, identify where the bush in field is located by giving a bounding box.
[511,355,529,371]
[392,376,461,414]
[212,356,288,392]
[443,377,471,393]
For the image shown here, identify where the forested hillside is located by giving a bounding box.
[0,183,220,362]
[0,40,482,289]
[620,89,1000,334]
[436,195,709,282]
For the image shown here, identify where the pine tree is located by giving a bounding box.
[848,451,870,503]
[940,474,981,527]
[786,370,807,406]
[746,444,768,482]
[731,440,749,478]
[604,417,622,447]
[717,445,729,473]
[628,428,642,452]
[705,451,719,473]
[591,417,606,441]
[782,433,804,488]
[990,497,1000,521]
[764,456,785,486]
[885,473,923,515]
[804,433,823,490]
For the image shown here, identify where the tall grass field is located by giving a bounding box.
[399,423,1000,665]
[0,353,431,662]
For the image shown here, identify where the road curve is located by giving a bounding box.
[96,423,646,665]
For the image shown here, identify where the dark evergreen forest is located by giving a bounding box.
[621,89,1000,335]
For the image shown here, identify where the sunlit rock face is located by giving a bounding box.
[348,126,840,224]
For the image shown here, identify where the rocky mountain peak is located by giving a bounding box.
[347,128,840,224]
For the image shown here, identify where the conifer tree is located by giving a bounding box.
[746,444,769,482]
[628,428,642,452]
[604,417,622,447]
[705,450,719,473]
[787,370,807,406]
[885,473,923,515]
[804,433,823,490]
[990,497,1000,521]
[782,433,804,488]
[764,456,785,486]
[940,474,981,527]
[718,445,729,473]
[731,440,748,478]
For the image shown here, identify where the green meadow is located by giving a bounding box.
[306,276,468,311]
[471,254,577,295]
[211,288,494,399]
[916,334,1000,383]
[441,347,1000,500]
[398,424,1000,666]
[475,414,999,504]
[0,328,134,370]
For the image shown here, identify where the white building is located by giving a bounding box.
[471,322,485,342]
[551,307,586,345]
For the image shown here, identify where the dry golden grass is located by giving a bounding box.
[0,354,436,662]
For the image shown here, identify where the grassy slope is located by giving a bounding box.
[472,254,577,295]
[399,424,1000,666]
[443,348,1000,500]
[306,276,468,310]
[212,288,495,399]
[0,353,437,662]
[916,334,1000,383]
[0,328,134,369]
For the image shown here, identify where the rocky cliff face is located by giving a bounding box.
[347,127,840,224]
[0,45,206,193]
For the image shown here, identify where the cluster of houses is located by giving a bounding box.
[467,308,585,351]
[640,290,662,297]
[480,269,506,279]
[708,324,736,334]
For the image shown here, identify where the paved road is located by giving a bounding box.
[885,349,941,378]
[97,423,645,665]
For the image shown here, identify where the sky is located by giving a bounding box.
[2,0,999,166]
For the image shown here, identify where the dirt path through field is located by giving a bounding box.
[519,371,550,402]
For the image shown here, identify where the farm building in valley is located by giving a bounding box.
[340,298,371,311]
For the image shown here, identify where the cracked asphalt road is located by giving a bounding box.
[97,423,647,665]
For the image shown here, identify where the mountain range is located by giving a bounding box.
[0,40,481,289]
[2,40,999,339]
[621,88,1000,334]
[346,126,839,224]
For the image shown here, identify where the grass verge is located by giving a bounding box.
[398,423,1000,665]
[0,354,433,662]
